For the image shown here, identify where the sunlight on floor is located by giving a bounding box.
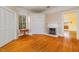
[64,31,70,39]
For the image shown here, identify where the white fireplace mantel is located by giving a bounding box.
[48,24,58,28]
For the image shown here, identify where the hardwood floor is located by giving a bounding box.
[0,34,79,52]
[70,31,77,39]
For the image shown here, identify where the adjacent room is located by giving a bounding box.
[0,6,79,52]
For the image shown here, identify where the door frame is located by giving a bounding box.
[62,9,78,39]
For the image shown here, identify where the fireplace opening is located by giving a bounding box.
[49,28,56,35]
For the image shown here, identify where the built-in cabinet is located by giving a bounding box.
[0,7,17,47]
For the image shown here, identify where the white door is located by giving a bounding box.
[31,14,45,34]
[0,7,16,47]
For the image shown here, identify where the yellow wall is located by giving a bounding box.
[64,12,77,31]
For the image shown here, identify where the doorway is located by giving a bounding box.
[63,11,77,40]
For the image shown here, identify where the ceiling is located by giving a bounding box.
[19,6,78,13]
[21,6,55,13]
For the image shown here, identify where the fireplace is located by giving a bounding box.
[49,28,56,35]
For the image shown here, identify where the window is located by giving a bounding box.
[19,15,26,29]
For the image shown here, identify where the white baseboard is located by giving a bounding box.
[28,33,32,35]
[14,36,18,40]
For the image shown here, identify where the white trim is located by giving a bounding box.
[28,33,33,35]
[14,10,18,40]
[0,6,16,13]
[76,10,79,40]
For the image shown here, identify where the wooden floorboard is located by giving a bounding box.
[0,34,79,52]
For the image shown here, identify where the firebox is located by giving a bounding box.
[49,28,56,35]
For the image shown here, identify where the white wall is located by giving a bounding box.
[30,14,45,34]
[57,13,64,36]
[45,13,64,36]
